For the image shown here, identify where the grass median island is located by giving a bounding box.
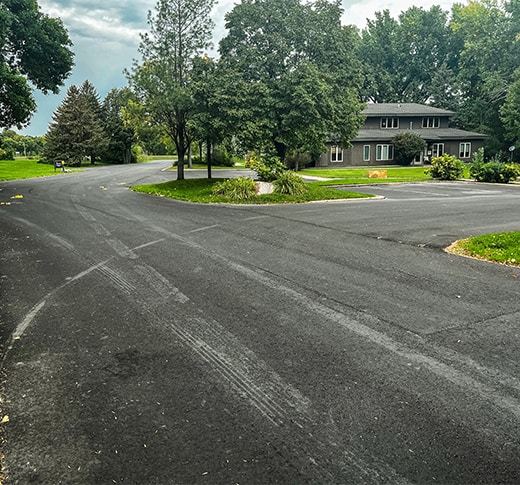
[131,178,374,204]
[447,231,520,266]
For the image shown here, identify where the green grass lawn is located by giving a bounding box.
[449,232,520,266]
[0,158,62,181]
[299,165,470,185]
[131,178,373,204]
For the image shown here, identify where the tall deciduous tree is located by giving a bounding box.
[128,0,216,180]
[449,0,516,154]
[1,0,74,128]
[43,82,107,166]
[358,6,453,104]
[218,0,364,162]
[189,55,226,178]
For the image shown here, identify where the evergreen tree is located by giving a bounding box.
[101,87,137,164]
[79,80,108,164]
[43,81,107,166]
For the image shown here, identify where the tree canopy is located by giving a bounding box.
[1,0,74,128]
[218,0,364,161]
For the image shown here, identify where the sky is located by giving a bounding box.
[21,0,462,136]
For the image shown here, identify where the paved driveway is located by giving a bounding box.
[1,166,519,483]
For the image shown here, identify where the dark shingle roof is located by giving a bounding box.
[355,128,486,142]
[362,103,454,117]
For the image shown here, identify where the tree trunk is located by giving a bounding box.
[206,140,212,179]
[273,140,287,163]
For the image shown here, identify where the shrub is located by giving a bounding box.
[285,152,312,171]
[212,177,257,200]
[246,154,285,181]
[212,148,235,167]
[471,161,520,183]
[0,148,15,160]
[426,154,465,180]
[392,132,427,166]
[273,171,307,196]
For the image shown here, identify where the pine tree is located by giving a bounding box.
[101,87,137,164]
[43,81,108,166]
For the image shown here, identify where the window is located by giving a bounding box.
[381,117,399,129]
[363,145,371,162]
[376,144,394,161]
[432,143,444,157]
[459,142,471,158]
[331,146,343,163]
[422,117,440,128]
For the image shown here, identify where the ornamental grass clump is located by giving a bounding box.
[211,177,257,200]
[273,170,307,196]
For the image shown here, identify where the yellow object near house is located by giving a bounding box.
[367,170,388,179]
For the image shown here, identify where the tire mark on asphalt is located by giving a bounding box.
[136,303,407,484]
[134,264,189,303]
[2,239,165,361]
[138,223,520,422]
[96,262,136,294]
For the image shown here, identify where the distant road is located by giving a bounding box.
[1,162,519,484]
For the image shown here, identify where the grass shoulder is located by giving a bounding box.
[0,158,65,181]
[446,231,520,267]
[131,178,373,204]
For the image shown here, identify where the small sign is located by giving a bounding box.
[509,146,516,152]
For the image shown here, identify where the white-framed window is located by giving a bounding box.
[432,143,444,157]
[459,142,471,158]
[422,117,440,128]
[363,145,371,162]
[376,144,394,161]
[331,146,343,163]
[381,117,399,129]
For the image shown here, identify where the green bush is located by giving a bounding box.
[246,154,285,181]
[470,159,520,183]
[273,171,307,196]
[285,152,312,171]
[426,154,465,180]
[0,147,15,160]
[392,131,427,166]
[212,148,235,167]
[212,177,257,200]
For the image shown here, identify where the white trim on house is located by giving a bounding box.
[330,145,343,163]
[459,142,471,159]
[376,144,394,161]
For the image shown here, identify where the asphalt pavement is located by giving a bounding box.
[0,161,519,484]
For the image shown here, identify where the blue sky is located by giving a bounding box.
[22,0,461,136]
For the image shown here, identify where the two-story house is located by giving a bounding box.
[318,103,486,167]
